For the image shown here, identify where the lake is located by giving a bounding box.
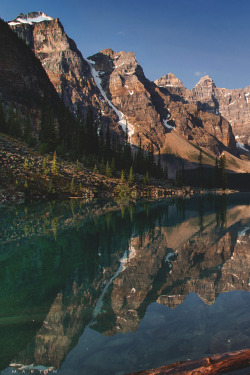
[0,194,250,375]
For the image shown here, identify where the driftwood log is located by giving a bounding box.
[127,349,250,375]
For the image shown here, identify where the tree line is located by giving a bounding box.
[177,149,228,189]
[0,95,166,182]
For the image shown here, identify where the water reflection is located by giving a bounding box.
[0,194,250,375]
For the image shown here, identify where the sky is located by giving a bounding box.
[1,0,250,89]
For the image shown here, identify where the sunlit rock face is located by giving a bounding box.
[89,49,237,157]
[156,73,250,148]
[9,14,239,160]
[189,76,250,147]
[8,14,123,137]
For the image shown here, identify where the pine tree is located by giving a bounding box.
[8,103,17,137]
[98,121,105,158]
[42,156,49,175]
[176,166,184,187]
[93,164,99,174]
[39,92,57,152]
[105,161,112,178]
[111,157,116,177]
[76,159,80,171]
[143,171,150,185]
[23,158,29,170]
[147,142,155,176]
[15,113,23,139]
[198,148,203,187]
[120,170,126,183]
[100,157,106,174]
[24,111,35,146]
[164,163,169,180]
[157,149,163,179]
[85,106,98,155]
[0,100,6,133]
[128,166,135,185]
[70,178,75,194]
[219,154,227,189]
[214,157,220,188]
[105,123,111,159]
[51,151,59,175]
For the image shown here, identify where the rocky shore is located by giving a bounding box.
[0,134,235,205]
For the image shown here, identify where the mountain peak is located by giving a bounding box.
[8,12,53,26]
[155,73,185,88]
[195,75,215,87]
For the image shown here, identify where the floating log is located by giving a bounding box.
[127,349,250,375]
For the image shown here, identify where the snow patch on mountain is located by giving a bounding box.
[86,58,135,139]
[163,119,175,130]
[236,142,249,152]
[8,12,53,26]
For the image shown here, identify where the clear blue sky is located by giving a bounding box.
[1,0,250,89]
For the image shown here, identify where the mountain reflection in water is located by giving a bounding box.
[0,194,250,375]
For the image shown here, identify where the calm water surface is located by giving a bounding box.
[0,194,250,375]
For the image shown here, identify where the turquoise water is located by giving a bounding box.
[0,195,250,375]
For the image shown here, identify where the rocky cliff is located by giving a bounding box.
[0,18,60,122]
[156,73,250,149]
[9,13,243,168]
[8,13,124,137]
[89,48,238,160]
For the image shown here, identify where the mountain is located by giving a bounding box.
[156,73,250,149]
[88,48,238,159]
[8,12,124,137]
[0,17,60,122]
[7,12,250,173]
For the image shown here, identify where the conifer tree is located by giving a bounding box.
[100,157,106,175]
[120,170,126,183]
[98,121,105,158]
[105,123,111,159]
[147,142,155,176]
[70,178,75,194]
[51,151,59,175]
[15,113,23,139]
[219,154,227,189]
[164,163,169,180]
[111,157,116,177]
[214,157,219,188]
[8,103,17,137]
[105,161,112,177]
[176,165,184,187]
[128,166,135,185]
[198,148,203,187]
[76,159,80,171]
[23,157,29,170]
[0,99,6,133]
[93,164,99,174]
[157,149,164,179]
[39,92,57,152]
[143,171,150,185]
[24,111,35,146]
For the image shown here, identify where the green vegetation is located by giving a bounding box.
[0,99,167,188]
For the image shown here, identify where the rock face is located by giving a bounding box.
[89,49,237,158]
[8,13,123,136]
[88,48,166,146]
[156,73,250,148]
[8,12,248,168]
[0,18,60,120]
[190,77,250,147]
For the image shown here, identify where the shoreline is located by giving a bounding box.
[0,134,241,206]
